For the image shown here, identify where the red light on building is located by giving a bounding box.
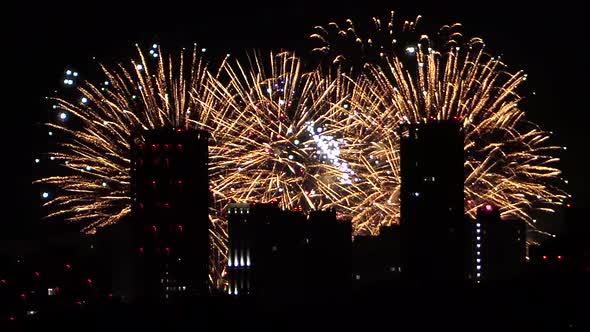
[138,247,144,254]
[151,143,159,151]
[86,278,93,285]
[164,202,171,209]
[176,128,184,132]
[542,255,547,260]
[0,279,6,284]
[566,203,571,208]
[33,271,40,278]
[557,255,563,260]
[9,316,15,321]
[176,143,183,151]
[484,204,493,212]
[65,263,71,270]
[165,158,170,168]
[151,180,157,189]
[178,224,184,233]
[151,225,158,233]
[20,293,26,300]
[164,247,171,255]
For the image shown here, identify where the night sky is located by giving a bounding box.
[5,1,587,238]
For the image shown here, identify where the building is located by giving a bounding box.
[352,225,401,289]
[470,203,526,282]
[530,203,590,279]
[124,129,210,303]
[227,202,306,304]
[227,203,351,305]
[399,119,467,282]
[305,209,352,301]
[226,202,253,296]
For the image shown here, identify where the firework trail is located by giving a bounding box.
[37,48,355,288]
[204,51,355,214]
[311,11,566,236]
[36,46,231,285]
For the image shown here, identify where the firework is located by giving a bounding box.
[311,11,566,236]
[36,46,230,285]
[205,51,354,213]
[37,48,356,288]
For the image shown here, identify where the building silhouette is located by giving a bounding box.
[470,204,526,282]
[227,202,305,305]
[226,202,253,296]
[305,209,352,302]
[530,203,590,279]
[120,129,210,303]
[227,203,351,305]
[399,119,466,282]
[352,225,401,289]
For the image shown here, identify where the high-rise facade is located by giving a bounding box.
[129,129,210,302]
[305,209,352,300]
[227,202,306,302]
[471,204,526,282]
[400,119,467,282]
[227,203,351,304]
[352,225,402,288]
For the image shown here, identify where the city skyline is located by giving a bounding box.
[8,1,586,241]
[24,5,573,235]
[2,2,587,328]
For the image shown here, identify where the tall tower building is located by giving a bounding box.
[227,202,253,297]
[227,204,351,306]
[227,202,306,302]
[471,203,526,282]
[129,129,210,302]
[400,119,466,282]
[305,209,352,301]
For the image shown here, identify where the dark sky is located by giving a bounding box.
[4,0,587,238]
